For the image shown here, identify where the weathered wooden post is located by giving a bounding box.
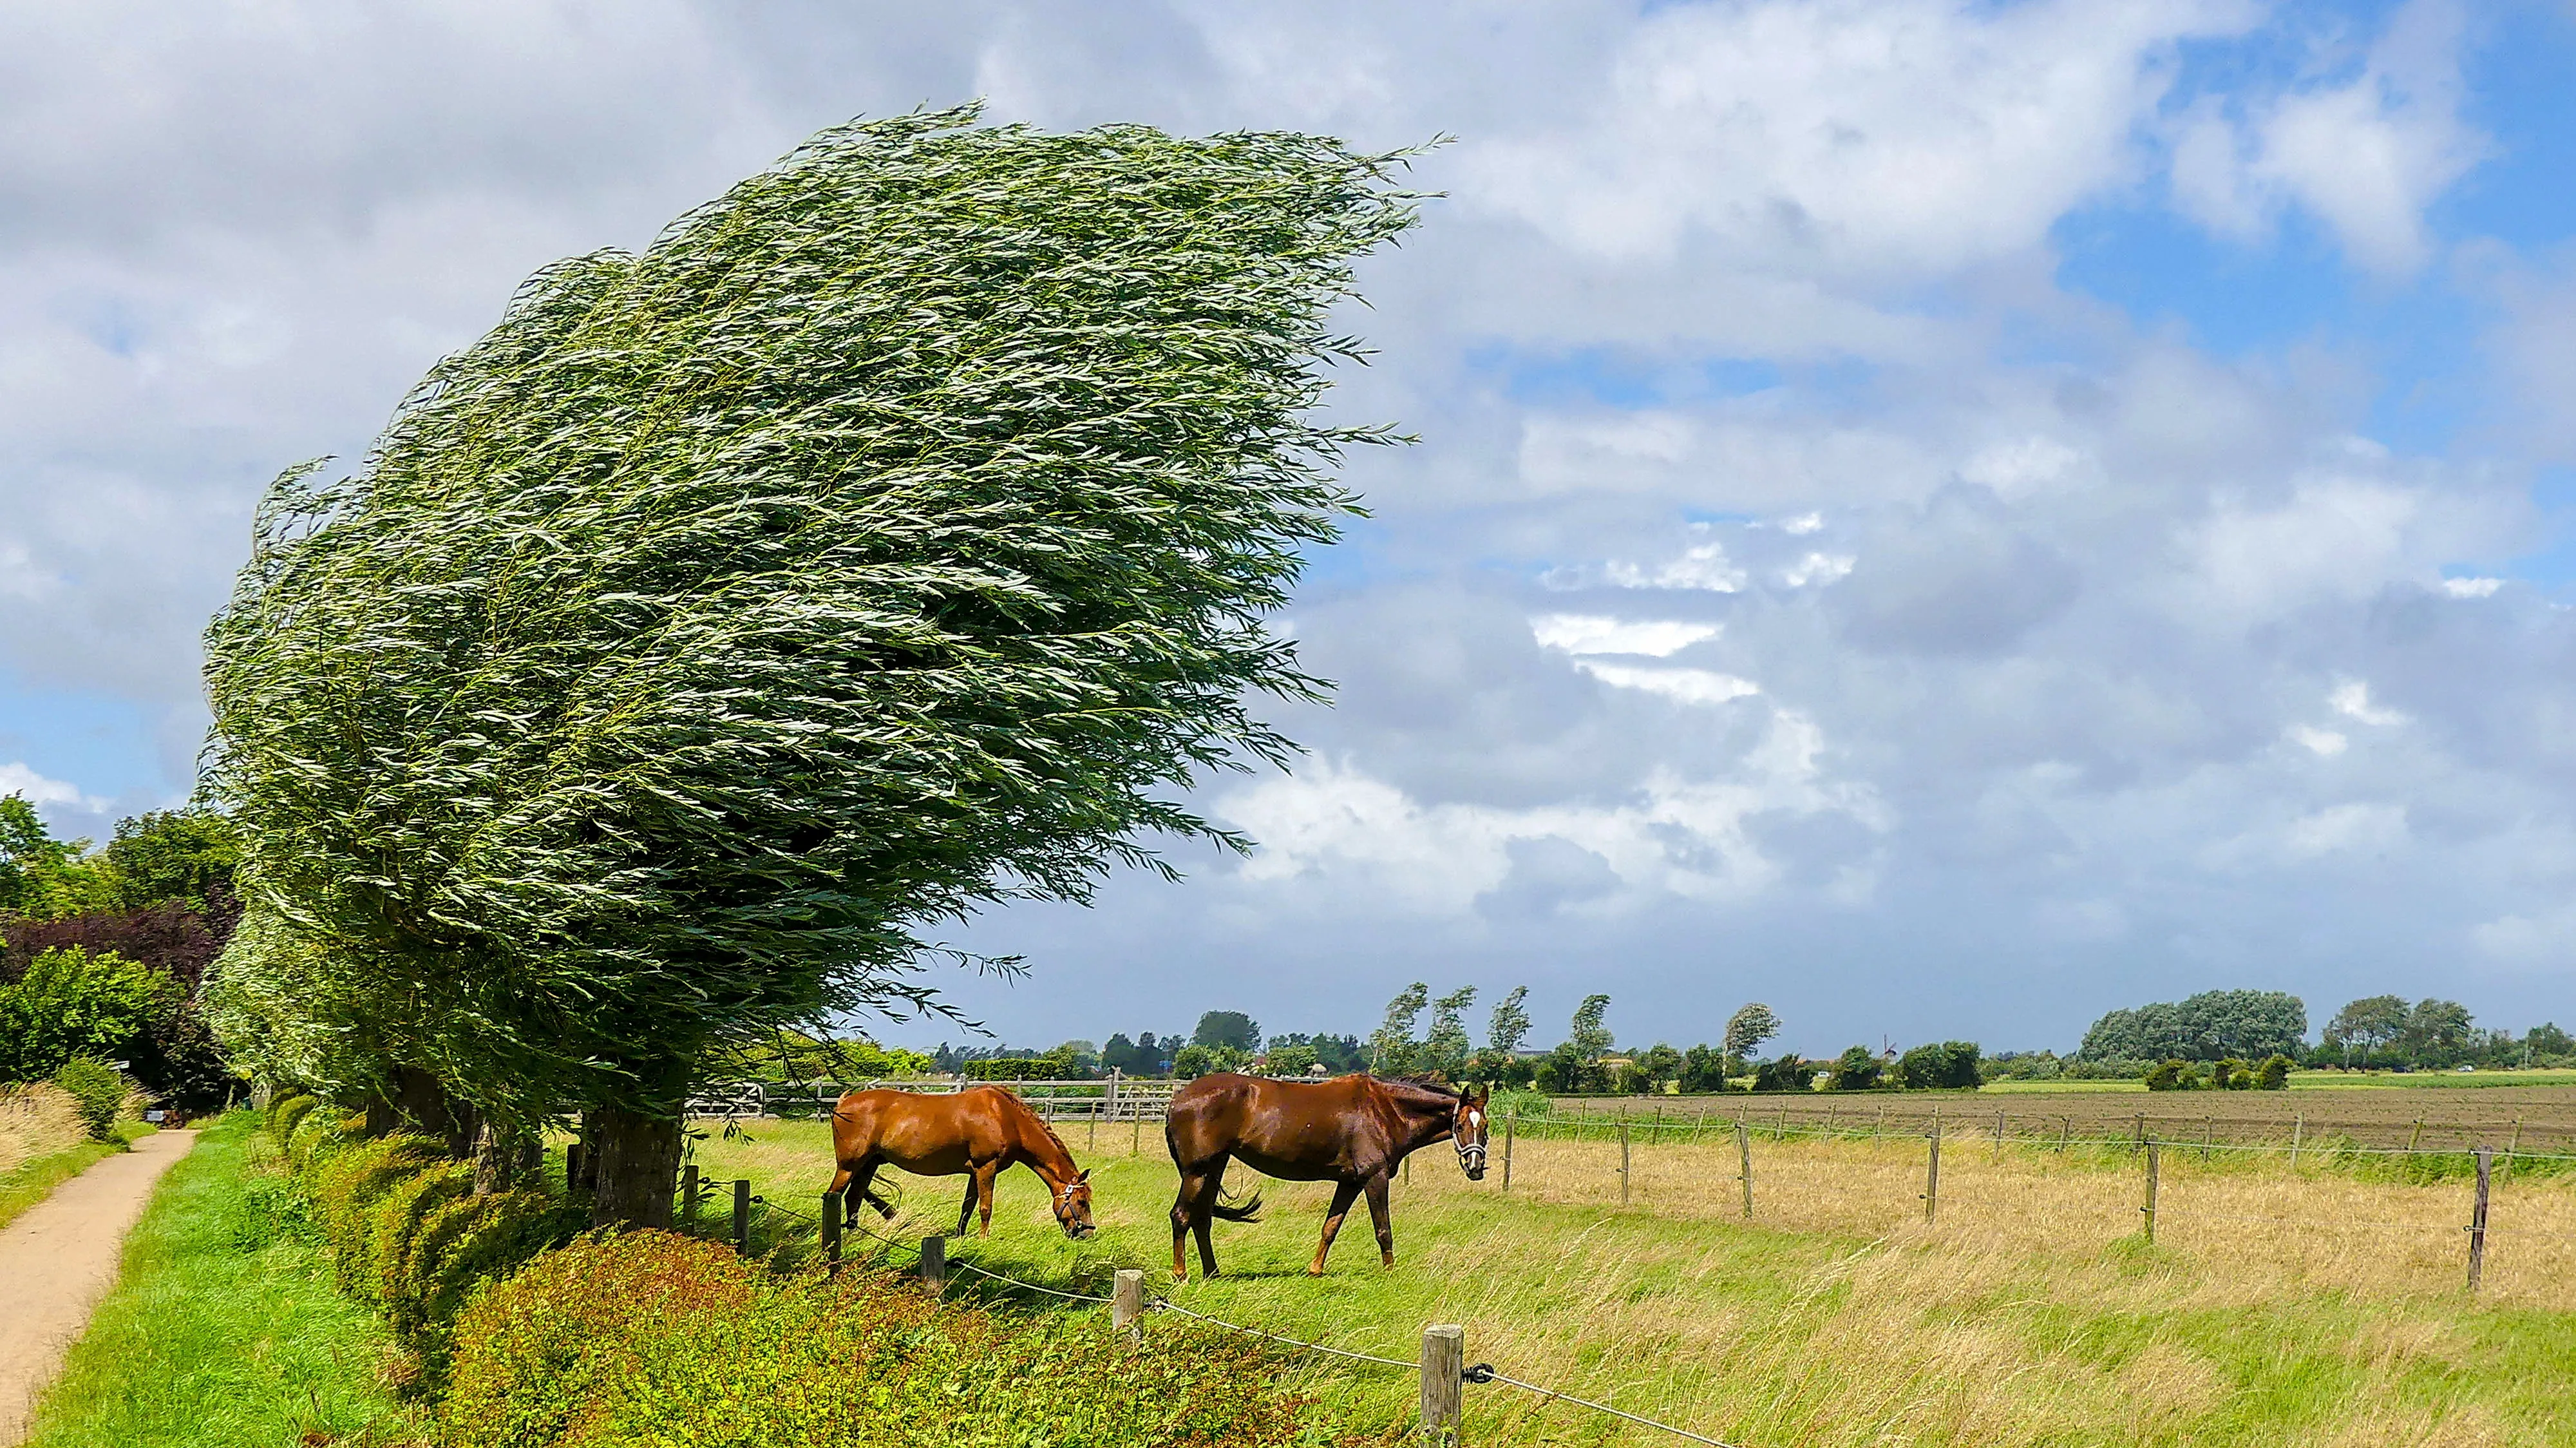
[2058,1115,2070,1153]
[2290,1114,2304,1168]
[1618,1119,1631,1205]
[1501,1112,1515,1192]
[919,1234,947,1285]
[1088,1112,1098,1152]
[1420,1324,1464,1444]
[2504,1118,2522,1174]
[2468,1147,2492,1292]
[1994,1109,2006,1163]
[681,1163,699,1228]
[1133,1113,1144,1156]
[2143,1139,2159,1244]
[1923,1130,1941,1223]
[1736,1119,1753,1219]
[2409,1116,2425,1152]
[1112,1268,1146,1345]
[732,1179,751,1253]
[820,1190,842,1266]
[1875,1103,1886,1140]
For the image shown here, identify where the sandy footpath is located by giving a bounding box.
[0,1130,196,1446]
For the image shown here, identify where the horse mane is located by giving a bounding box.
[992,1085,1078,1165]
[1370,1074,1463,1111]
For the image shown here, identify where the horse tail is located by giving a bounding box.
[1208,1189,1264,1223]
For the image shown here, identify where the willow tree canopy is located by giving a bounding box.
[204,107,1423,1122]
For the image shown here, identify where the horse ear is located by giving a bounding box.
[1077,1168,1091,1182]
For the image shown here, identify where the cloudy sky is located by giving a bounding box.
[6,1,2574,1056]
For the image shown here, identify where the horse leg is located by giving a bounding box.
[849,1161,894,1224]
[956,1172,980,1238]
[974,1161,1002,1237]
[1364,1172,1396,1268]
[1308,1179,1363,1276]
[1191,1161,1227,1279]
[1169,1171,1202,1281]
[826,1164,853,1215]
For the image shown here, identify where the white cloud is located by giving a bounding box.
[2286,725,2348,756]
[2284,802,2409,859]
[2169,0,2488,274]
[0,760,106,814]
[1574,660,1763,707]
[2441,576,2502,598]
[2330,680,2407,727]
[2471,909,2576,970]
[1782,551,1855,587]
[1530,614,1719,658]
[1466,0,2251,278]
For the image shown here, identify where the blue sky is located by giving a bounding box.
[4,0,2574,1056]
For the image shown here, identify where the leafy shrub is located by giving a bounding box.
[0,947,166,1081]
[1896,1041,1982,1091]
[1751,1051,1815,1093]
[360,1159,475,1308]
[1824,1045,1882,1092]
[2144,1059,2206,1091]
[397,1189,586,1373]
[305,1134,446,1293]
[268,1092,319,1145]
[2256,1053,2295,1090]
[285,1103,354,1171]
[2211,1058,2253,1091]
[51,1056,126,1140]
[442,1232,1312,1448]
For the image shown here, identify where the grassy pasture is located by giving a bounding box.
[690,1115,2576,1447]
[1542,1081,2576,1154]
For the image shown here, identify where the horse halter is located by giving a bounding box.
[1454,1107,1489,1174]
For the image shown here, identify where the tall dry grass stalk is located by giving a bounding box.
[0,1081,86,1174]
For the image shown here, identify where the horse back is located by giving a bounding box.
[832,1086,1021,1172]
[1168,1072,1387,1178]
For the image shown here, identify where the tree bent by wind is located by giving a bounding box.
[202,106,1425,1228]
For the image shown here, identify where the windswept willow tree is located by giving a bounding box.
[204,106,1423,1226]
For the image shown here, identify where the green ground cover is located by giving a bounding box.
[687,1119,2576,1446]
[24,1112,423,1448]
[0,1120,155,1231]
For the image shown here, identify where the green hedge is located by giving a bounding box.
[442,1230,1312,1448]
[254,1091,581,1377]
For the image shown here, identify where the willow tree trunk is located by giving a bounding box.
[473,1117,542,1194]
[396,1065,475,1157]
[589,1103,682,1229]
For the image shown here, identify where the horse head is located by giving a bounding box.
[1052,1167,1097,1239]
[1450,1085,1492,1181]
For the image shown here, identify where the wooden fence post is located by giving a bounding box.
[1736,1119,1753,1219]
[1922,1130,1940,1223]
[2409,1116,2425,1153]
[681,1164,699,1228]
[1133,1114,1143,1156]
[1875,1103,1886,1141]
[732,1179,751,1253]
[1994,1109,2006,1163]
[2133,1112,2145,1150]
[2468,1147,2492,1292]
[2143,1139,2159,1243]
[919,1234,946,1285]
[1501,1112,1514,1192]
[1088,1113,1097,1152]
[2504,1119,2522,1174]
[1421,1324,1464,1445]
[1112,1268,1146,1345]
[820,1190,842,1266]
[2058,1116,2070,1153]
[2290,1114,2304,1168]
[1618,1120,1631,1205]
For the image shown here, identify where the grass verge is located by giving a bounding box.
[23,1111,424,1448]
[0,1120,155,1232]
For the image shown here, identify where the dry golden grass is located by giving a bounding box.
[0,1081,85,1174]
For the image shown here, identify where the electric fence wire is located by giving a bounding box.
[1473,1366,1745,1448]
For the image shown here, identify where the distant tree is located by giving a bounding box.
[2144,1058,2199,1091]
[2529,1022,2574,1062]
[1099,1033,1140,1073]
[2255,1054,2294,1090]
[1678,1043,1730,1093]
[1421,986,1477,1080]
[1567,994,1615,1063]
[1752,1051,1814,1093]
[1485,986,1532,1058]
[1723,1002,1779,1075]
[2080,991,2306,1062]
[101,808,240,914]
[1193,1011,1262,1053]
[0,796,115,922]
[1826,1045,1882,1092]
[1265,1042,1318,1076]
[1623,1043,1683,1094]
[2324,995,2409,1065]
[2399,999,2474,1064]
[1371,982,1429,1076]
[1897,1041,1982,1091]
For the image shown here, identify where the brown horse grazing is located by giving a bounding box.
[826,1085,1095,1240]
[1164,1073,1489,1281]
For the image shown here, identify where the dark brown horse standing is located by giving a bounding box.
[1164,1072,1489,1280]
[826,1085,1095,1239]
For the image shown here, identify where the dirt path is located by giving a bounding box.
[0,1130,196,1446]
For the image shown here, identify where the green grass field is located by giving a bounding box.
[24,1112,422,1448]
[688,1118,2576,1447]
